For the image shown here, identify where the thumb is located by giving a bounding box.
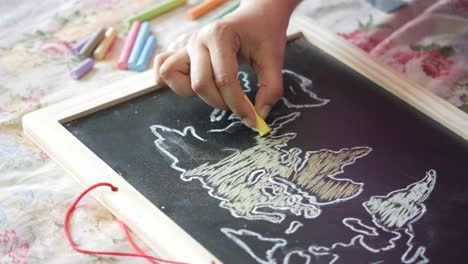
[254,56,284,119]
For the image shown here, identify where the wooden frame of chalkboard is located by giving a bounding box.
[22,14,468,263]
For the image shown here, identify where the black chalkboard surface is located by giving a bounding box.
[65,38,468,264]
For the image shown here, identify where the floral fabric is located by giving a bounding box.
[302,0,467,108]
[0,0,466,263]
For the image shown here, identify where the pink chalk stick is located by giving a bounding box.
[118,21,142,70]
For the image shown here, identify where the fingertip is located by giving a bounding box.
[254,55,284,118]
[241,116,256,128]
[153,56,162,86]
[255,86,282,119]
[153,52,174,86]
[258,105,272,119]
[154,70,165,87]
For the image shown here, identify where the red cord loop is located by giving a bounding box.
[64,182,189,264]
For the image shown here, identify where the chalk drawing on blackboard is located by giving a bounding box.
[151,126,206,173]
[283,250,312,264]
[208,69,330,133]
[342,218,378,236]
[222,228,316,264]
[210,109,226,122]
[363,169,437,229]
[207,120,242,134]
[308,170,436,263]
[220,170,436,263]
[150,69,374,222]
[238,71,252,93]
[151,108,372,222]
[148,68,424,262]
[181,143,371,222]
[280,69,330,109]
[284,220,303,235]
[209,71,252,125]
[400,225,429,264]
[220,228,287,264]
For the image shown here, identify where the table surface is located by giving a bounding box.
[0,0,466,263]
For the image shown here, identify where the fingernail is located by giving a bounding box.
[259,105,271,119]
[241,117,255,128]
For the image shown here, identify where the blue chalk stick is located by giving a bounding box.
[135,35,157,72]
[128,22,151,70]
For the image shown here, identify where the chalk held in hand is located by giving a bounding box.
[135,35,157,72]
[93,27,117,60]
[125,0,187,28]
[118,21,142,70]
[72,35,91,55]
[128,22,151,70]
[78,29,106,60]
[70,58,94,80]
[187,0,227,20]
[244,95,271,136]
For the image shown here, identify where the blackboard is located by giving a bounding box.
[64,38,468,264]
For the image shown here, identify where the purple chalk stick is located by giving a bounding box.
[70,58,94,80]
[72,35,91,55]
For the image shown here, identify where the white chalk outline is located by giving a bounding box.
[307,170,436,264]
[285,221,304,235]
[401,225,429,264]
[238,71,252,93]
[361,170,436,264]
[268,112,301,137]
[363,170,437,230]
[280,69,330,108]
[150,125,206,173]
[210,109,226,122]
[208,121,242,133]
[246,176,322,223]
[283,250,311,264]
[247,169,267,185]
[343,218,378,236]
[308,229,402,264]
[221,228,286,264]
[216,172,436,263]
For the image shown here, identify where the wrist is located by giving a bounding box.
[237,0,298,29]
[240,0,299,12]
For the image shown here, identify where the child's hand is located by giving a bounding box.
[154,0,298,127]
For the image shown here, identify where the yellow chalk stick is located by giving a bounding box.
[244,95,271,137]
[93,27,117,60]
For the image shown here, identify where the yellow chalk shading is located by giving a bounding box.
[244,95,271,137]
[93,27,117,60]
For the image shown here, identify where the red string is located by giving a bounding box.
[115,217,158,264]
[64,182,189,264]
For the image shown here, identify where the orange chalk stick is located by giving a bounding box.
[186,0,227,20]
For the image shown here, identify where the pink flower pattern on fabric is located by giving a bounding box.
[38,39,73,58]
[338,30,380,52]
[0,230,30,264]
[338,15,389,52]
[391,50,455,78]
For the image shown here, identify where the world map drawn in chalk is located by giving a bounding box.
[149,69,437,264]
